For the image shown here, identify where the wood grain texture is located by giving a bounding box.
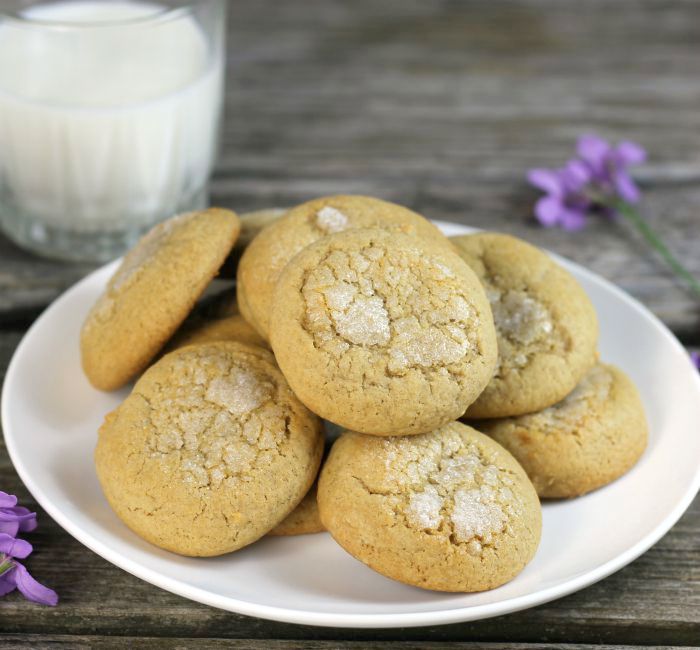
[0,0,699,647]
[0,642,697,650]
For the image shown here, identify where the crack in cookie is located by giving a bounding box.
[301,241,480,376]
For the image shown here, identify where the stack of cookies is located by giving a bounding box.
[83,195,647,593]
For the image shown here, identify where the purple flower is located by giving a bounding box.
[0,492,57,606]
[691,351,700,371]
[528,134,646,230]
[0,558,58,606]
[0,533,32,559]
[0,491,37,538]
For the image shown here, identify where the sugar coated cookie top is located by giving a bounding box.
[318,422,541,592]
[453,232,598,418]
[270,228,497,435]
[236,195,450,339]
[95,341,323,556]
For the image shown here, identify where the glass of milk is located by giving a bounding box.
[0,0,226,261]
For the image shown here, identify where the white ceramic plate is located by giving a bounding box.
[3,221,700,628]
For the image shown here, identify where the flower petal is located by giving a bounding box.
[0,493,17,509]
[0,572,17,597]
[568,159,592,183]
[0,520,19,537]
[559,208,589,231]
[534,196,564,227]
[0,507,38,534]
[12,562,58,606]
[0,533,32,559]
[527,168,564,196]
[613,171,641,203]
[616,141,647,165]
[561,160,591,191]
[577,134,611,173]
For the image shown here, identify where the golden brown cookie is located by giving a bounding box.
[219,207,288,278]
[270,228,497,436]
[81,209,240,391]
[452,233,598,418]
[168,313,268,351]
[318,422,541,592]
[477,363,647,498]
[268,482,323,536]
[95,342,324,556]
[269,430,336,536]
[237,195,451,339]
[236,275,264,337]
[238,207,287,253]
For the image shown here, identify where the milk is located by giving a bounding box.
[0,1,223,259]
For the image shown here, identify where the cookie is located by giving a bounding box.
[318,422,541,592]
[451,233,598,418]
[270,228,498,436]
[219,207,288,279]
[168,313,268,351]
[477,363,647,498]
[236,274,264,337]
[269,433,336,536]
[238,207,288,253]
[268,482,323,536]
[81,209,240,391]
[95,341,324,556]
[237,195,451,339]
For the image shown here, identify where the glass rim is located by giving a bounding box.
[0,1,210,30]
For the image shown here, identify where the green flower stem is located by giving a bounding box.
[613,200,700,300]
[0,557,13,577]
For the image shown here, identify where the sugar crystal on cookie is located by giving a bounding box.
[536,363,613,428]
[406,485,443,530]
[332,292,390,346]
[205,366,272,415]
[302,242,478,371]
[381,426,518,552]
[316,206,349,233]
[490,289,553,346]
[451,486,506,545]
[146,347,287,488]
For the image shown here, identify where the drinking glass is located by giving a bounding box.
[0,0,226,261]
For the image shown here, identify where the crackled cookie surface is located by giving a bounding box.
[270,228,498,435]
[318,422,541,592]
[95,342,323,556]
[237,195,450,339]
[81,208,240,391]
[452,233,598,418]
[479,363,647,498]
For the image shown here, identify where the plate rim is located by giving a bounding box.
[3,219,700,628]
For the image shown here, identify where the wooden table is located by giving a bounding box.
[1,1,698,647]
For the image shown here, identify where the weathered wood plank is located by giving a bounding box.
[0,639,696,650]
